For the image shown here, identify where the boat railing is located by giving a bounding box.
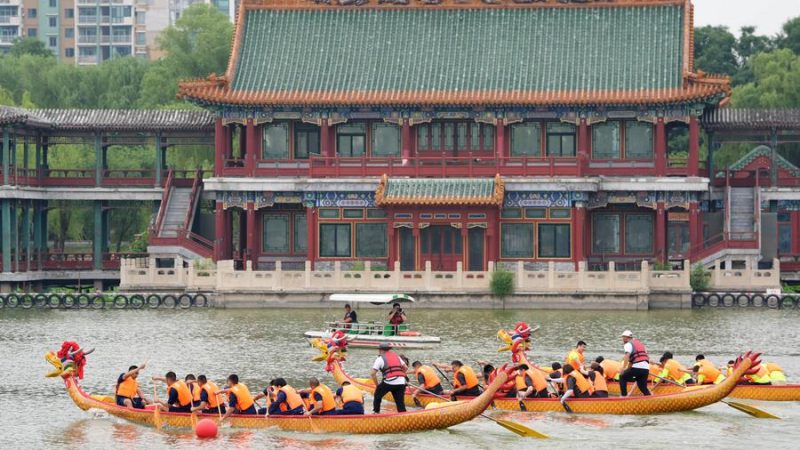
[325,321,411,336]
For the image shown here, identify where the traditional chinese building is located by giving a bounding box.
[177,0,730,273]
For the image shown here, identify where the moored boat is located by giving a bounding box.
[318,347,764,415]
[304,294,441,349]
[46,342,506,434]
[603,380,800,401]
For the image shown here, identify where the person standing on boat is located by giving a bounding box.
[370,343,408,413]
[410,361,443,400]
[115,363,149,409]
[220,374,258,419]
[441,361,482,399]
[387,303,407,334]
[335,381,365,415]
[152,371,193,412]
[342,303,358,329]
[190,375,225,414]
[619,330,652,396]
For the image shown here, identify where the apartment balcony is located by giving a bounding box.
[0,15,21,26]
[77,35,98,44]
[78,16,99,24]
[0,34,17,44]
[77,55,99,64]
[111,34,131,43]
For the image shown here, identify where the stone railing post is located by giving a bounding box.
[424,261,432,290]
[364,261,372,289]
[175,256,185,287]
[547,261,555,289]
[456,261,463,290]
[334,261,342,289]
[684,259,691,289]
[712,259,721,288]
[516,261,524,290]
[608,261,616,291]
[274,261,282,290]
[577,261,586,291]
[394,261,401,290]
[304,261,312,289]
[640,260,649,289]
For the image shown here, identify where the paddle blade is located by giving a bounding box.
[723,401,781,419]
[153,407,162,430]
[494,418,549,439]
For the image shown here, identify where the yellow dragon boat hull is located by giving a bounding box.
[59,370,507,433]
[326,353,760,415]
[603,380,800,401]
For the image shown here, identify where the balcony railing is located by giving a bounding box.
[8,166,198,188]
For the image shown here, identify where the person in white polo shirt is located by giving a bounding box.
[619,330,652,396]
[370,343,408,413]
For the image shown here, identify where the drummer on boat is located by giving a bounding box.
[115,363,149,409]
[152,371,193,412]
[219,374,258,419]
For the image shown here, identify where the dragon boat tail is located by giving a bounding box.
[602,380,800,401]
[47,342,512,434]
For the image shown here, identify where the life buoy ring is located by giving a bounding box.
[398,331,422,337]
[178,294,193,309]
[736,294,750,307]
[751,294,765,308]
[113,295,128,309]
[721,294,735,307]
[146,294,161,309]
[161,295,177,308]
[129,294,145,309]
[692,293,707,307]
[62,294,76,309]
[707,294,721,307]
[194,293,208,308]
[47,294,62,309]
[77,294,91,308]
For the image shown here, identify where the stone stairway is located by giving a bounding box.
[158,187,192,238]
[729,187,755,237]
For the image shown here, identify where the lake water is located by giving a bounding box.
[1,307,798,449]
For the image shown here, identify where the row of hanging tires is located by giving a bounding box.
[0,293,209,310]
[692,292,799,309]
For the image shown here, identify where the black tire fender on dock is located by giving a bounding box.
[707,293,721,307]
[47,294,62,308]
[161,294,177,308]
[113,295,128,309]
[129,294,145,309]
[146,294,161,309]
[194,293,208,308]
[90,295,106,309]
[178,294,193,309]
[62,294,76,309]
[736,294,751,307]
[766,295,781,309]
[721,293,736,307]
[750,294,765,308]
[692,293,707,307]
[77,294,91,308]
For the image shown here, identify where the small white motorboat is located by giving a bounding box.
[304,294,441,349]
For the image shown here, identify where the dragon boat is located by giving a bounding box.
[313,341,761,415]
[45,342,510,434]
[496,329,800,403]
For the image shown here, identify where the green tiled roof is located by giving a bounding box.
[232,6,685,95]
[376,176,503,205]
[724,145,800,177]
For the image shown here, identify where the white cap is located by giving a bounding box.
[621,330,633,337]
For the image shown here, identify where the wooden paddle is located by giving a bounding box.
[412,384,549,439]
[152,386,162,430]
[433,365,459,401]
[651,373,780,419]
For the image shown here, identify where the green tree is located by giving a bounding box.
[778,17,800,55]
[139,4,232,108]
[9,37,54,58]
[732,49,800,107]
[0,86,15,106]
[694,26,739,76]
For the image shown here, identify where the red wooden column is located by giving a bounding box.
[573,203,586,269]
[223,208,233,260]
[246,203,256,267]
[792,211,800,256]
[387,224,397,269]
[401,119,411,164]
[486,209,498,265]
[460,226,469,269]
[689,202,701,259]
[306,206,317,268]
[245,119,256,176]
[655,118,667,176]
[655,201,667,262]
[688,116,700,177]
[577,119,589,175]
[214,202,224,261]
[223,125,232,163]
[320,119,331,158]
[495,119,506,162]
[214,118,224,177]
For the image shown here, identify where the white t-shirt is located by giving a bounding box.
[373,356,407,385]
[624,342,650,370]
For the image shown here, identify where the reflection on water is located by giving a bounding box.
[1,307,799,449]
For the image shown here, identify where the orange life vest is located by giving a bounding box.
[565,349,585,371]
[201,381,221,408]
[229,383,254,411]
[515,369,548,393]
[277,385,305,412]
[189,383,201,402]
[116,375,139,398]
[600,360,622,380]
[453,366,479,390]
[568,371,595,395]
[168,380,193,407]
[340,385,363,404]
[765,362,784,373]
[592,372,608,392]
[696,360,722,384]
[415,365,442,389]
[311,384,336,413]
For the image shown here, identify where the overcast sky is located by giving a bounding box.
[694,0,798,36]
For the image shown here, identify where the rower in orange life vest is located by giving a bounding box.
[619,330,652,396]
[184,374,201,408]
[219,373,258,420]
[410,360,443,400]
[514,363,550,399]
[370,343,408,413]
[297,377,336,416]
[190,374,226,414]
[115,362,149,409]
[565,340,588,375]
[335,380,365,415]
[440,360,481,399]
[553,364,595,404]
[588,362,609,397]
[692,354,725,385]
[594,356,622,381]
[151,371,193,412]
[656,352,695,386]
[266,378,306,415]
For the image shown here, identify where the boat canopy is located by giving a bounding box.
[328,294,415,304]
